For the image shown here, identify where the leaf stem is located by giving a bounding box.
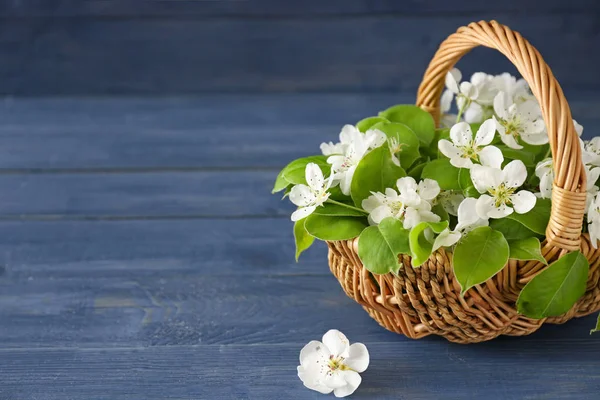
[326,199,369,215]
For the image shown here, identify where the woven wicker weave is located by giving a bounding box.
[327,20,600,343]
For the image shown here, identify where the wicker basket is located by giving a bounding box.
[327,20,600,344]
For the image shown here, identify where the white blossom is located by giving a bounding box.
[440,89,458,127]
[471,160,537,219]
[433,190,464,216]
[585,165,600,209]
[438,119,503,169]
[492,91,547,149]
[432,197,488,251]
[297,329,369,397]
[535,158,553,199]
[582,137,600,168]
[588,194,600,249]
[362,177,441,229]
[326,125,385,195]
[289,163,333,221]
[492,73,532,104]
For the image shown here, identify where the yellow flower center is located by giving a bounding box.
[488,183,516,207]
[328,355,351,372]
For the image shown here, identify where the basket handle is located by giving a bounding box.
[416,20,586,252]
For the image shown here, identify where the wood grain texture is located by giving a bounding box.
[0,95,598,170]
[0,219,326,277]
[2,0,598,17]
[1,340,599,400]
[0,15,599,94]
[0,171,294,217]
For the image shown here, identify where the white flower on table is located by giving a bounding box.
[325,125,385,195]
[362,177,441,229]
[431,197,489,251]
[438,119,503,169]
[289,163,333,221]
[471,160,537,219]
[535,158,553,199]
[297,329,369,398]
[492,91,547,149]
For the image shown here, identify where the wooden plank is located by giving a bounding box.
[0,95,598,170]
[0,341,599,400]
[1,0,598,18]
[1,15,599,94]
[0,219,326,277]
[0,267,598,348]
[0,171,295,217]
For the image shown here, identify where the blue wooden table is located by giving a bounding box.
[1,1,600,399]
[0,94,599,399]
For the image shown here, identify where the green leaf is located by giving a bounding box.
[350,143,406,207]
[407,162,426,180]
[378,105,435,145]
[506,198,551,235]
[356,116,389,132]
[497,145,536,167]
[508,238,547,264]
[591,313,600,334]
[312,203,366,217]
[370,121,421,169]
[280,156,330,186]
[453,226,510,295]
[517,251,589,319]
[304,214,368,241]
[272,169,290,193]
[421,158,471,191]
[489,218,540,241]
[409,221,449,267]
[357,217,410,274]
[432,203,449,222]
[294,219,314,261]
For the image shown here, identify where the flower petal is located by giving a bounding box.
[450,122,473,146]
[418,179,441,201]
[441,89,454,113]
[291,205,316,222]
[305,163,324,191]
[445,68,462,93]
[339,124,357,144]
[322,329,350,358]
[345,343,369,373]
[456,197,484,230]
[289,184,316,207]
[521,130,549,146]
[477,145,504,169]
[403,207,421,229]
[396,176,418,194]
[433,229,461,251]
[333,371,362,398]
[493,91,511,119]
[362,193,384,213]
[365,129,387,149]
[518,100,542,120]
[464,102,484,123]
[503,160,528,188]
[476,194,513,219]
[470,165,503,193]
[499,131,523,149]
[297,366,333,394]
[438,139,461,160]
[460,81,479,100]
[339,165,356,196]
[369,204,393,225]
[449,156,473,169]
[474,119,497,146]
[511,190,536,214]
[300,340,330,366]
[574,120,584,137]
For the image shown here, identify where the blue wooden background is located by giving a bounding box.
[0,1,600,399]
